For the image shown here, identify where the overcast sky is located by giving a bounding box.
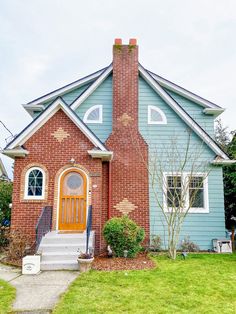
[0,0,235,178]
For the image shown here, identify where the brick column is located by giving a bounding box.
[106,39,150,243]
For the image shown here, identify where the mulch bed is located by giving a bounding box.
[0,256,22,267]
[92,252,156,271]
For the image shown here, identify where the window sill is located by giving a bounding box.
[164,208,209,214]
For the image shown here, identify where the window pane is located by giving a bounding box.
[167,176,181,188]
[189,189,204,208]
[27,169,43,196]
[167,176,182,207]
[151,109,163,122]
[167,188,181,207]
[63,172,84,196]
[87,108,99,121]
[189,177,203,189]
[189,176,204,208]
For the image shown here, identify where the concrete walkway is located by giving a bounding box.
[0,263,79,313]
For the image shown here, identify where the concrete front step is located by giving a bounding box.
[38,231,95,270]
[40,260,79,271]
[41,252,78,262]
[38,243,90,253]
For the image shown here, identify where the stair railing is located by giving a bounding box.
[86,205,92,255]
[35,206,53,251]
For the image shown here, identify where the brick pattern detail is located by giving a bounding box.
[114,198,137,215]
[117,113,134,127]
[106,44,150,243]
[51,127,70,142]
[12,109,105,253]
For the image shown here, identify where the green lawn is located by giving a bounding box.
[0,279,15,314]
[54,254,236,314]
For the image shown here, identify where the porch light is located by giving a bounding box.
[69,158,76,164]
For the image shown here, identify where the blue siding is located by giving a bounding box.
[42,83,91,108]
[75,75,112,142]
[164,89,215,137]
[139,77,225,250]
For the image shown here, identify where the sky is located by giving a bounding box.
[0,0,236,178]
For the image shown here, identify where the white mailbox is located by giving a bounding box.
[212,239,232,253]
[22,255,41,275]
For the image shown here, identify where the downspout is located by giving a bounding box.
[108,161,112,220]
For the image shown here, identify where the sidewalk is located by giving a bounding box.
[0,263,79,313]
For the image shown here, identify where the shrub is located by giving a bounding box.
[0,181,13,224]
[179,236,200,252]
[103,216,145,258]
[150,235,162,251]
[7,230,33,261]
[0,226,10,251]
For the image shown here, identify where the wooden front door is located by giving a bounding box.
[59,169,87,231]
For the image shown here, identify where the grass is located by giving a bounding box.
[0,279,15,314]
[53,254,236,314]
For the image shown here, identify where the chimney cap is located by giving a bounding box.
[129,38,137,45]
[114,38,122,45]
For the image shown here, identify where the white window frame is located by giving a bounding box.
[163,172,209,213]
[148,105,167,125]
[83,105,103,124]
[24,167,45,200]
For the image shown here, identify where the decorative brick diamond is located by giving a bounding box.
[118,113,134,127]
[114,198,137,215]
[51,127,70,143]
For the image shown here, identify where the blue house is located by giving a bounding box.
[3,38,234,269]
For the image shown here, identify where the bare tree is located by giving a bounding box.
[131,128,210,259]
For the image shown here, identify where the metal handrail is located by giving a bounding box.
[35,206,53,251]
[86,205,92,254]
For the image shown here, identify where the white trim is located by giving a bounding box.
[203,108,225,115]
[83,105,103,124]
[148,105,167,125]
[6,98,108,152]
[56,167,89,231]
[24,167,45,200]
[211,159,236,165]
[2,148,29,159]
[163,172,209,214]
[24,69,105,108]
[88,150,113,161]
[22,105,45,118]
[71,65,113,111]
[139,65,229,160]
[148,69,222,110]
[0,158,8,177]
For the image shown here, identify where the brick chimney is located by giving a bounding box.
[106,39,149,241]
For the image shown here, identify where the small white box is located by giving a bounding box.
[22,255,41,274]
[212,239,232,253]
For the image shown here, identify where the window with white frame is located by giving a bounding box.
[148,105,167,124]
[164,173,209,213]
[24,167,45,199]
[83,105,103,123]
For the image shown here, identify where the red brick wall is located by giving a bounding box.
[11,109,105,253]
[106,42,150,242]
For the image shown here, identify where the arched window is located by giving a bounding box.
[24,167,45,199]
[148,105,167,125]
[83,105,103,123]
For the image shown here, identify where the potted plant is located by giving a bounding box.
[77,250,94,272]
